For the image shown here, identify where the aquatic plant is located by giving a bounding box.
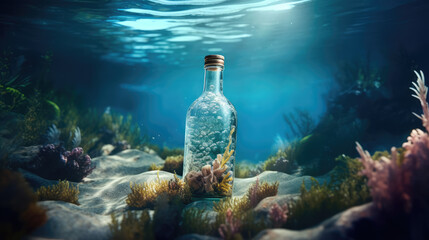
[218,208,242,240]
[148,163,163,171]
[213,179,278,238]
[36,180,79,205]
[248,178,279,208]
[0,49,30,114]
[162,155,183,175]
[356,70,429,215]
[269,203,288,228]
[26,144,95,182]
[286,154,370,229]
[157,146,184,160]
[126,172,191,209]
[152,194,185,240]
[263,148,297,174]
[0,169,47,239]
[149,155,184,175]
[185,127,235,196]
[349,70,429,239]
[283,108,316,141]
[180,208,213,235]
[110,210,153,240]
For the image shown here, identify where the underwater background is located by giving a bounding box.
[1,0,428,164]
[2,0,429,240]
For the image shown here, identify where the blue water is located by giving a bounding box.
[1,0,428,162]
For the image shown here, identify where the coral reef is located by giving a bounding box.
[26,144,95,182]
[0,169,47,239]
[36,180,79,205]
[126,172,191,209]
[110,210,153,240]
[185,127,235,197]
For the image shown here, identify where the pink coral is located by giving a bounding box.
[218,208,241,240]
[269,203,288,228]
[356,70,429,214]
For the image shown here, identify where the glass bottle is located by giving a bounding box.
[183,55,237,199]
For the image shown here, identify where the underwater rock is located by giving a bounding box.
[100,144,115,156]
[233,171,330,198]
[176,234,221,240]
[254,195,297,220]
[253,203,377,240]
[9,145,41,168]
[109,140,131,155]
[30,201,111,240]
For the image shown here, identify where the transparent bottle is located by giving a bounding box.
[183,55,237,199]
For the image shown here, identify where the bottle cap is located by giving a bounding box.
[204,55,224,67]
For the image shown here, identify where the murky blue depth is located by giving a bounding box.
[1,0,428,162]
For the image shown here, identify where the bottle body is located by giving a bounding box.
[183,57,237,198]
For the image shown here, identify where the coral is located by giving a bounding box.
[216,171,233,194]
[36,180,79,205]
[110,210,153,240]
[350,70,429,238]
[0,169,47,239]
[184,127,235,196]
[126,172,191,209]
[355,70,429,214]
[180,208,213,235]
[220,127,235,169]
[218,208,242,240]
[27,144,95,182]
[269,203,288,228]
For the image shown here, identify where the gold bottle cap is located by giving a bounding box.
[204,54,225,67]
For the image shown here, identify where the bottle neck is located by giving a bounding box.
[203,65,223,94]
